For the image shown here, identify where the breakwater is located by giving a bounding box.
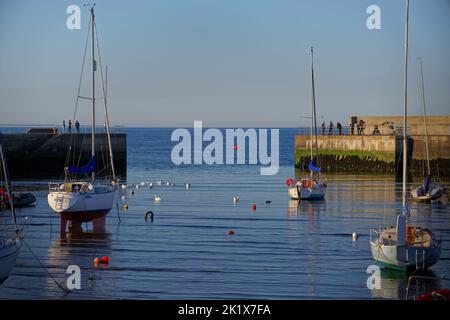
[0,132,126,179]
[295,134,450,178]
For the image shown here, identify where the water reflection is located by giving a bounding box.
[46,231,113,297]
[371,268,442,300]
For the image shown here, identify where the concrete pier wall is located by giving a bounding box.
[295,134,450,178]
[0,133,126,179]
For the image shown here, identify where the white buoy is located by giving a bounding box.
[352,232,358,241]
[232,196,240,204]
[185,183,191,190]
[121,195,126,201]
[154,194,161,202]
[121,184,127,190]
[140,182,145,187]
[148,182,153,189]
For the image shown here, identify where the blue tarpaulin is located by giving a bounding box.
[308,160,321,173]
[68,156,97,174]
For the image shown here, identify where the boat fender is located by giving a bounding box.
[145,211,154,222]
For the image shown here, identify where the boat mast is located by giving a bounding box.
[418,57,431,177]
[91,6,96,182]
[402,0,410,210]
[0,145,18,229]
[310,46,317,177]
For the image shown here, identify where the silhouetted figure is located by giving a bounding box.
[373,125,381,135]
[75,120,80,133]
[350,122,355,135]
[322,121,326,135]
[337,122,342,135]
[68,120,72,133]
[63,120,66,133]
[328,121,334,135]
[359,120,365,135]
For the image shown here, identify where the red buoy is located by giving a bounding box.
[101,256,110,264]
[227,230,234,235]
[252,204,256,211]
[234,145,238,150]
[93,257,100,266]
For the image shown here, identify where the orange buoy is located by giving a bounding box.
[101,256,110,264]
[227,230,234,235]
[93,257,100,266]
[252,204,256,211]
[123,204,128,210]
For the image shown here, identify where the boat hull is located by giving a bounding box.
[288,186,326,200]
[0,239,21,285]
[48,189,116,221]
[370,241,441,270]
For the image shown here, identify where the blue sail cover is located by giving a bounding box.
[308,160,321,173]
[423,175,431,194]
[68,156,97,174]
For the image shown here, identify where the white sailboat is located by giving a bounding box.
[288,47,326,200]
[48,6,117,221]
[369,0,441,270]
[411,57,446,202]
[0,145,22,285]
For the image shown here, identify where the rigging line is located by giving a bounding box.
[72,12,92,125]
[22,239,70,294]
[66,13,92,172]
[94,20,116,180]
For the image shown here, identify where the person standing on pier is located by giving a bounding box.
[68,120,72,133]
[63,120,66,133]
[359,120,365,135]
[337,122,342,135]
[328,121,333,135]
[75,120,80,133]
[350,122,355,135]
[322,121,326,135]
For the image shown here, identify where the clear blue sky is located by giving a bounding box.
[0,0,449,127]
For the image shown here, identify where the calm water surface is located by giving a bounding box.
[0,128,449,299]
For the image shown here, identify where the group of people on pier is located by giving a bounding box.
[321,119,374,136]
[62,120,80,133]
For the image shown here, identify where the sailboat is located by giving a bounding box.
[287,47,326,200]
[369,0,441,270]
[411,57,446,202]
[0,145,22,285]
[48,6,117,221]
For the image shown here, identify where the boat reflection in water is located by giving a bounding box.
[370,268,441,300]
[45,230,112,297]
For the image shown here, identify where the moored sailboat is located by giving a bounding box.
[411,57,446,202]
[48,6,117,223]
[0,145,23,285]
[369,0,441,271]
[287,47,326,200]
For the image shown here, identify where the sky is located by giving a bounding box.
[0,0,449,127]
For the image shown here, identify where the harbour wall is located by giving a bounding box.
[295,134,450,178]
[0,133,127,179]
